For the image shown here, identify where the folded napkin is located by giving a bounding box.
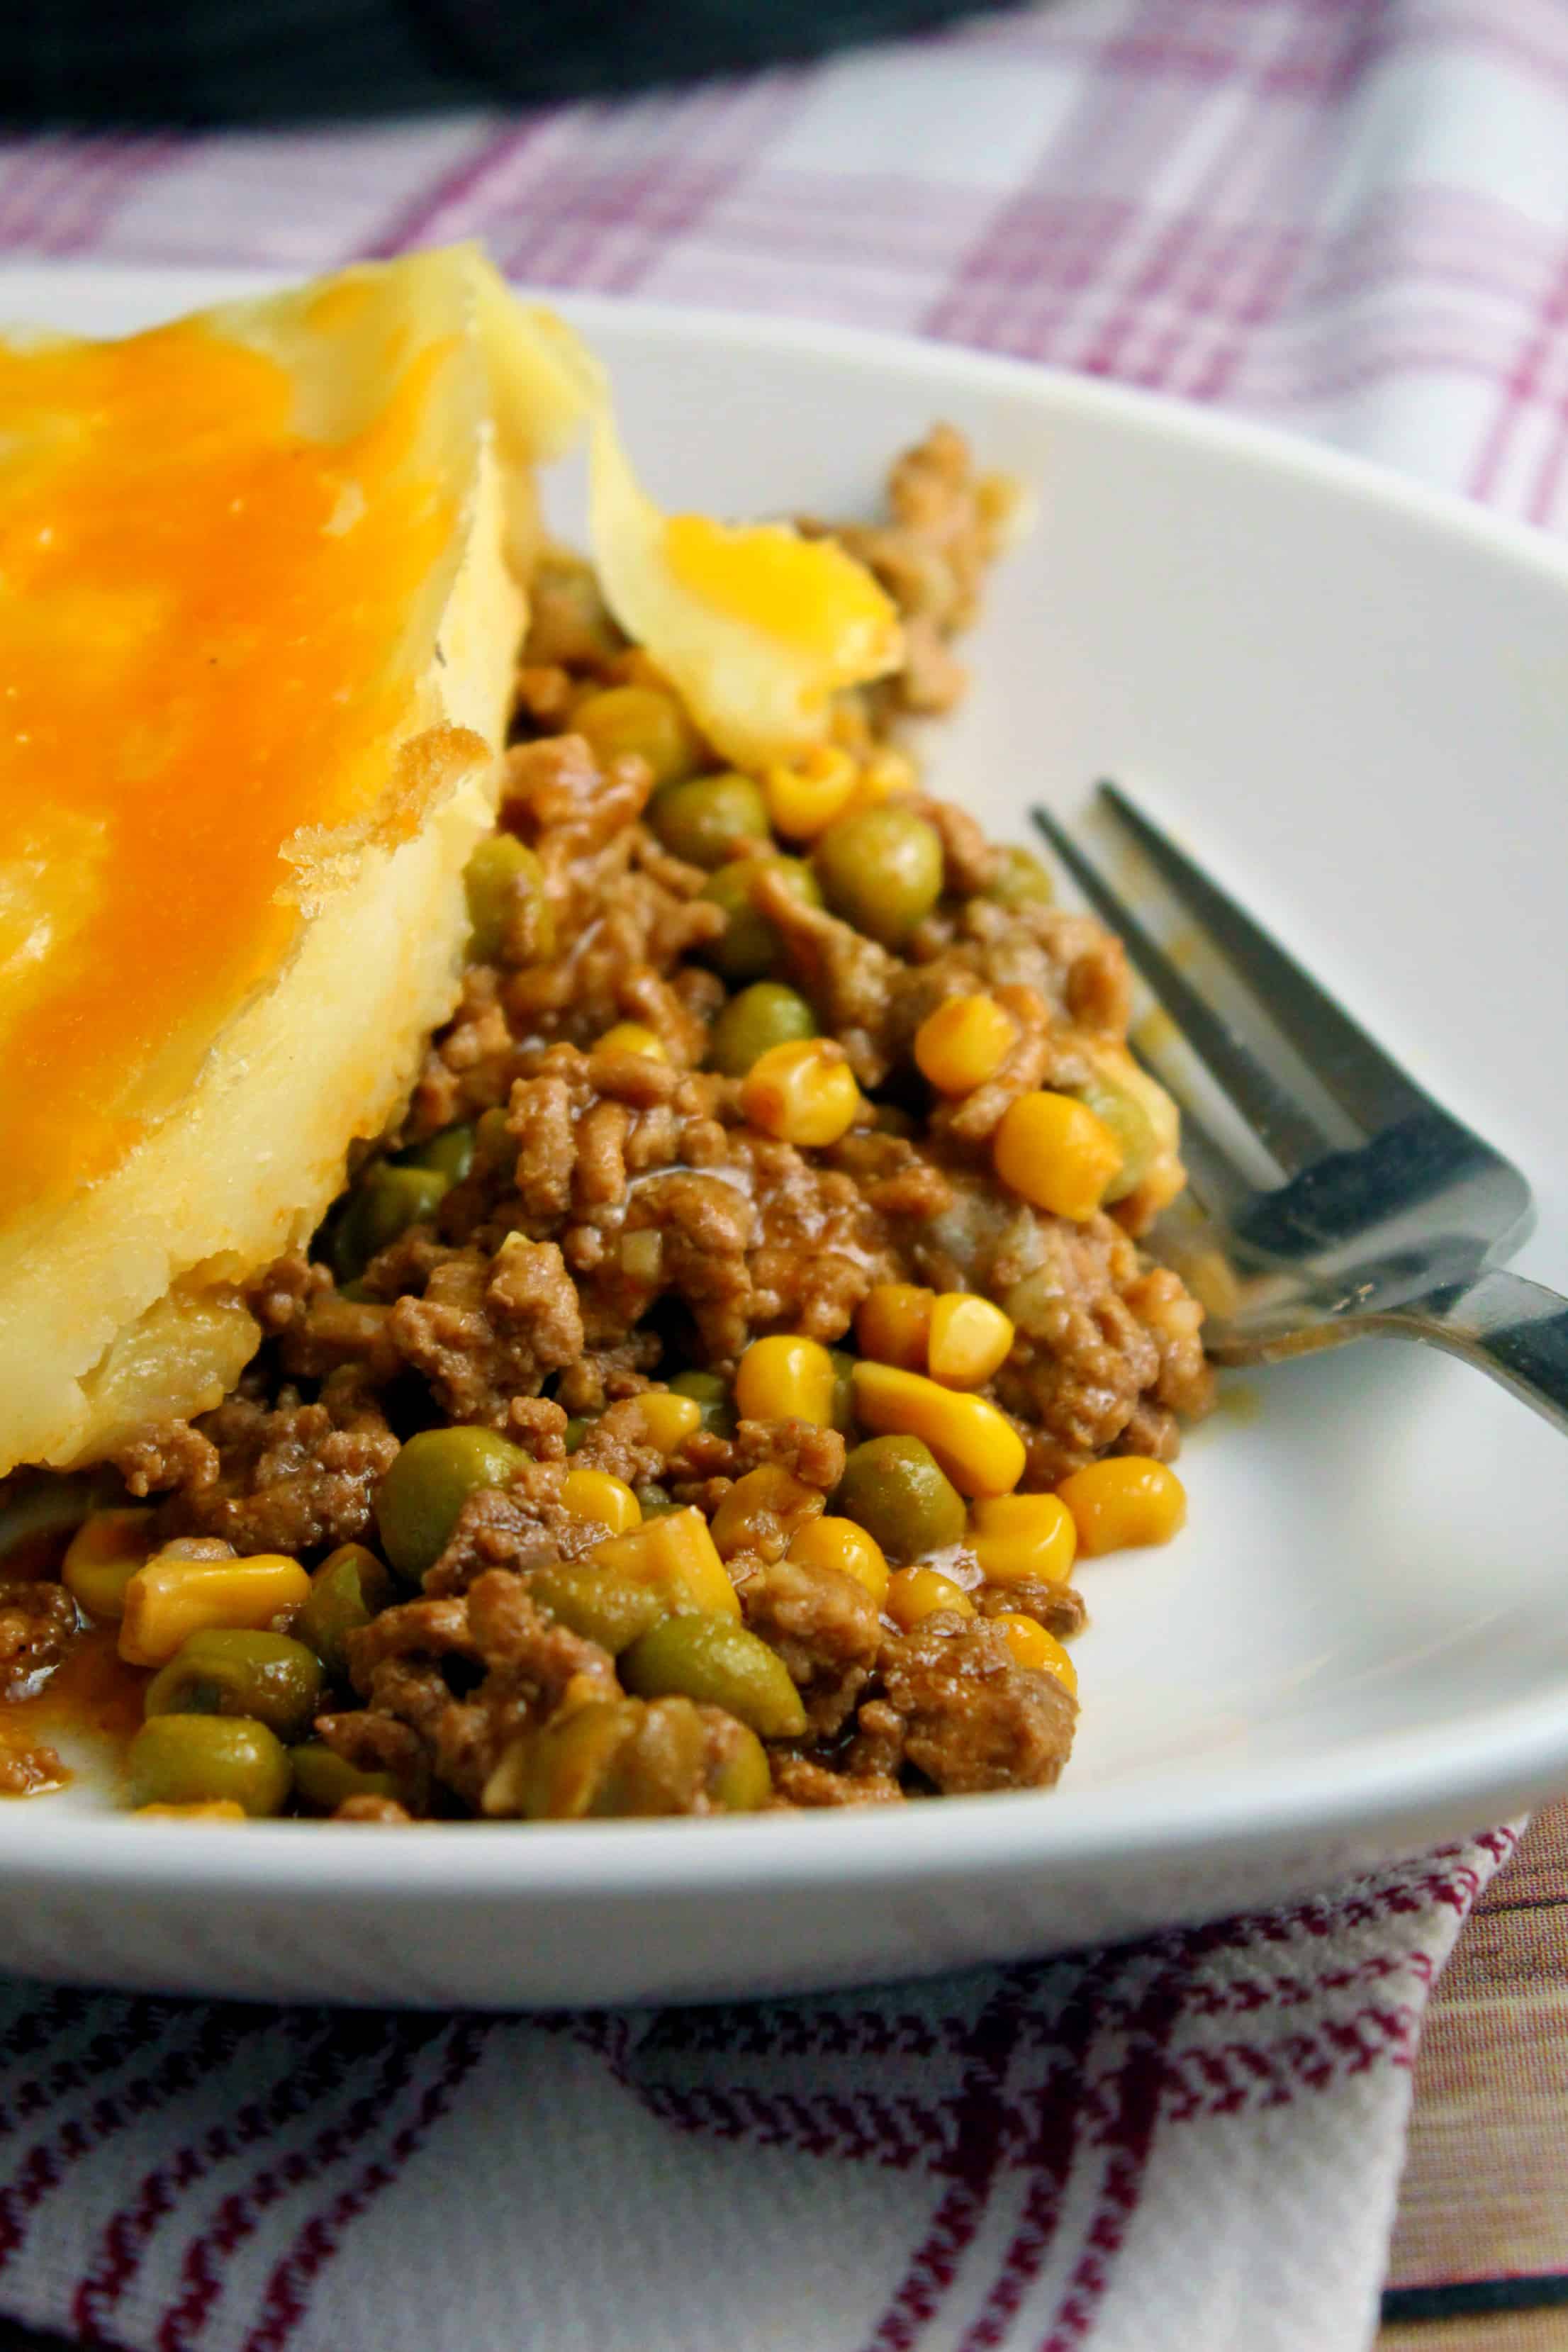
[0,1832,1516,2352]
[0,2,1559,2346]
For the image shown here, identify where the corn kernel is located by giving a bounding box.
[851,1360,1026,1499]
[885,1565,975,1629]
[61,1506,159,1621]
[589,1506,739,1617]
[913,994,1019,1096]
[559,1469,642,1535]
[119,1552,312,1668]
[992,1613,1077,1691]
[787,1514,890,1606]
[969,1493,1077,1586]
[595,1021,667,1060]
[927,1293,1015,1389]
[710,1463,824,1561]
[740,1038,861,1148]
[855,1282,934,1372]
[135,1801,248,1822]
[632,1390,705,1454]
[855,746,917,806]
[1056,1457,1187,1556]
[735,1333,839,1427]
[993,1091,1124,1221]
[764,745,860,840]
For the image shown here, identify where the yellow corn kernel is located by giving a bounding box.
[595,1021,667,1060]
[632,1389,705,1454]
[709,1463,824,1562]
[913,994,1019,1096]
[855,1282,935,1372]
[787,1514,890,1606]
[559,1469,642,1535]
[992,1613,1078,1691]
[135,1801,248,1822]
[61,1506,159,1620]
[1056,1457,1187,1556]
[119,1552,312,1669]
[969,1493,1077,1586]
[764,744,860,840]
[884,1565,975,1630]
[927,1293,1015,1389]
[589,1506,739,1617]
[739,1038,861,1148]
[851,1360,1026,1499]
[734,1333,838,1427]
[854,746,916,807]
[992,1090,1124,1221]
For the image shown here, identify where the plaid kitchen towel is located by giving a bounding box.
[0,1,1562,2346]
[4,0,1568,522]
[0,1835,1518,2352]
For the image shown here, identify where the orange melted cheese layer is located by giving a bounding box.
[0,318,454,1226]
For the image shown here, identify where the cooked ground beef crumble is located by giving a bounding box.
[0,428,1211,1821]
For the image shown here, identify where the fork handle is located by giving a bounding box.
[1379,1269,1568,1437]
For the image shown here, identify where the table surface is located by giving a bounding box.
[1377,1801,1568,2350]
[1,1808,1562,2352]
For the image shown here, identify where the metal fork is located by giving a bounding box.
[1033,784,1568,1433]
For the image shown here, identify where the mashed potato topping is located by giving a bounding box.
[0,249,907,1478]
[0,249,534,1473]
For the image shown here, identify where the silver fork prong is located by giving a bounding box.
[1098,783,1431,1133]
[1031,805,1335,1174]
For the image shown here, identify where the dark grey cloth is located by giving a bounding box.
[1,0,992,124]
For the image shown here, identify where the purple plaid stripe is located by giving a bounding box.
[2,0,1568,523]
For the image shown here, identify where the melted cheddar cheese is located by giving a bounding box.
[0,320,453,1226]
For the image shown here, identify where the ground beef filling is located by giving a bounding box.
[1,428,1212,1818]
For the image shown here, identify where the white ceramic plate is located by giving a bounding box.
[2,263,1566,2009]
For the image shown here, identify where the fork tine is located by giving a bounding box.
[1097,783,1430,1133]
[1031,804,1335,1172]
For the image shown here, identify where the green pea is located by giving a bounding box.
[563,1416,590,1454]
[298,1546,395,1682]
[834,1433,965,1563]
[709,981,817,1077]
[515,1694,766,1818]
[525,554,624,667]
[1074,1075,1158,1203]
[649,771,769,870]
[598,1696,713,1815]
[574,684,703,788]
[827,1349,856,1435]
[634,1482,681,1519]
[396,1124,476,1185]
[529,1564,670,1656]
[669,1370,735,1438]
[987,844,1054,908]
[291,1742,403,1815]
[464,834,553,965]
[702,856,822,982]
[474,1104,515,1165]
[519,1698,644,1818]
[813,804,945,947]
[706,1719,773,1812]
[375,1427,529,1581]
[144,1630,325,1745]
[620,1613,808,1739]
[128,1715,291,1817]
[332,1164,447,1284]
